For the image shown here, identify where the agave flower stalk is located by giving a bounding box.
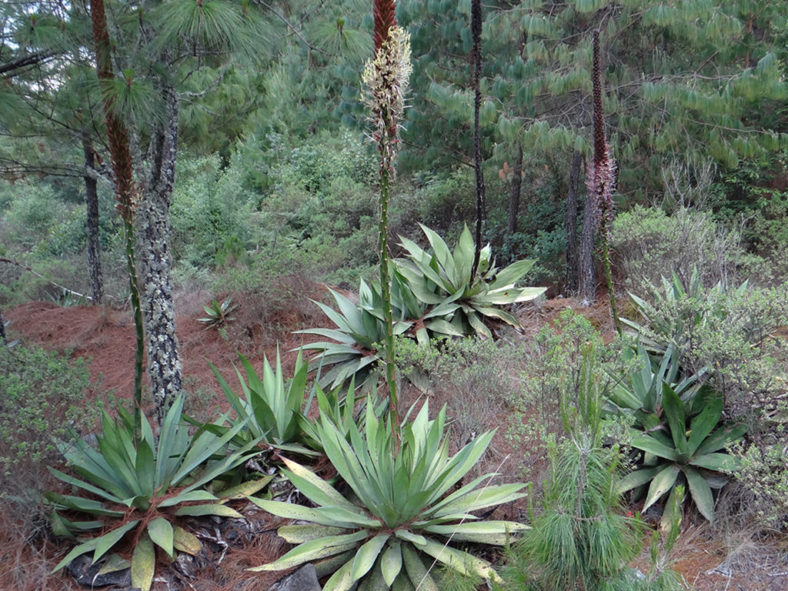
[587,29,621,334]
[362,0,411,434]
[89,0,145,437]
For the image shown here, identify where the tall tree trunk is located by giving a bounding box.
[470,0,486,278]
[565,151,581,294]
[506,145,523,237]
[0,308,6,345]
[139,81,183,425]
[82,134,104,304]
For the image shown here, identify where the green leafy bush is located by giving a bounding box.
[250,403,528,590]
[0,345,96,492]
[610,205,756,290]
[47,395,266,591]
[623,270,788,421]
[170,155,258,269]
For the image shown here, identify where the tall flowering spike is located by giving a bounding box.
[373,0,397,53]
[361,25,412,176]
[89,0,137,223]
[587,29,617,231]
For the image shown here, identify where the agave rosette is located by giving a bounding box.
[297,283,412,390]
[47,395,267,591]
[617,384,746,523]
[395,224,545,338]
[206,349,317,455]
[249,403,528,589]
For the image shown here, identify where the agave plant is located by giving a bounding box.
[396,224,545,338]
[198,296,238,329]
[47,395,267,591]
[249,402,528,589]
[297,284,413,390]
[622,268,749,354]
[617,384,746,523]
[206,349,316,456]
[605,342,705,428]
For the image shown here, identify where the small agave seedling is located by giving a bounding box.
[47,395,267,591]
[198,296,238,329]
[249,402,528,590]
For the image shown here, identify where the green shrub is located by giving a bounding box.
[170,155,258,269]
[506,310,611,472]
[0,345,96,494]
[610,205,755,290]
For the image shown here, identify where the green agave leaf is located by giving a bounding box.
[630,433,679,462]
[687,394,723,455]
[380,541,403,587]
[688,452,740,472]
[419,537,499,582]
[489,258,535,289]
[93,520,140,564]
[471,305,520,327]
[643,464,681,513]
[616,466,662,494]
[402,543,439,591]
[53,538,98,572]
[430,483,526,518]
[217,476,274,501]
[159,489,217,507]
[251,498,364,528]
[314,550,356,579]
[45,491,124,517]
[96,553,130,575]
[147,517,174,558]
[351,533,390,582]
[662,383,689,458]
[395,530,428,547]
[280,457,359,512]
[47,467,124,506]
[695,423,747,455]
[422,520,529,545]
[420,223,457,286]
[249,530,368,572]
[684,467,715,522]
[173,526,202,555]
[322,557,356,591]
[278,525,348,544]
[131,532,155,591]
[466,311,493,338]
[174,503,242,518]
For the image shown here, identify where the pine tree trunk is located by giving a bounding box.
[506,145,523,237]
[0,308,6,345]
[578,187,597,304]
[470,0,486,277]
[565,151,581,294]
[82,135,104,305]
[139,82,183,424]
